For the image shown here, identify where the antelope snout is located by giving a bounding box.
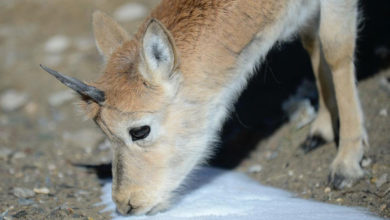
[115,199,134,215]
[112,188,159,216]
[113,190,139,215]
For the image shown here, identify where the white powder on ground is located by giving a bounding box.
[99,167,382,220]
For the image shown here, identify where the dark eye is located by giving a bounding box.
[129,126,150,141]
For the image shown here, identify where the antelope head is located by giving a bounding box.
[42,11,212,215]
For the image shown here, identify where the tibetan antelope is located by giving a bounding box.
[41,0,368,215]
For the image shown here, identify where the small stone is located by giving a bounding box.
[45,35,70,53]
[315,182,320,188]
[361,157,372,168]
[77,190,89,195]
[288,170,294,176]
[379,108,388,117]
[335,198,343,203]
[48,90,74,107]
[24,102,38,115]
[1,90,28,112]
[12,151,26,160]
[34,187,50,194]
[0,147,12,160]
[376,173,388,188]
[48,164,56,171]
[248,164,262,173]
[324,187,331,193]
[12,210,28,218]
[18,198,34,206]
[12,187,35,198]
[265,151,278,160]
[114,3,147,22]
[380,204,387,212]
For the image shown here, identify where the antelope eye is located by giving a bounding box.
[129,126,150,141]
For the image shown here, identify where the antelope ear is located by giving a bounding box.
[93,11,129,60]
[140,18,178,82]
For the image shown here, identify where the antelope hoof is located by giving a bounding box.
[300,135,327,153]
[329,159,364,189]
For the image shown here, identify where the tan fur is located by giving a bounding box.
[65,0,366,215]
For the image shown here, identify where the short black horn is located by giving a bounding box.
[40,64,105,104]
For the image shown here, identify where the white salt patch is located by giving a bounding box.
[45,35,70,53]
[0,90,28,112]
[114,3,147,22]
[99,167,382,220]
[48,90,74,107]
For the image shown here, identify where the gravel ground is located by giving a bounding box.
[0,0,389,219]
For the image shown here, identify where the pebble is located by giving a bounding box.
[288,170,294,176]
[379,108,388,117]
[48,164,56,171]
[24,102,38,115]
[12,210,28,218]
[335,198,344,203]
[376,173,388,188]
[12,187,35,198]
[324,187,331,193]
[48,90,74,107]
[12,151,26,160]
[380,204,387,212]
[265,151,278,160]
[34,187,50,194]
[361,157,372,168]
[0,90,28,112]
[18,198,34,206]
[0,147,12,160]
[44,35,70,53]
[114,3,147,22]
[248,164,263,173]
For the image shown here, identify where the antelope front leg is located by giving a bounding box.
[300,20,338,153]
[320,0,368,189]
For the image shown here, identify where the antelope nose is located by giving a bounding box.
[126,203,134,215]
[116,200,134,215]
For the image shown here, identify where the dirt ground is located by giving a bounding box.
[0,0,389,219]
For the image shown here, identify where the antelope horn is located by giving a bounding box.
[40,64,105,104]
